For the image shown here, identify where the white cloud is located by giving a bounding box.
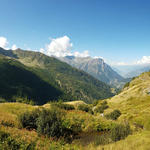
[41,35,90,58]
[136,56,150,65]
[73,50,89,57]
[0,36,18,50]
[0,37,8,49]
[93,56,104,59]
[45,36,73,57]
[111,56,150,66]
[11,44,17,50]
[40,48,45,53]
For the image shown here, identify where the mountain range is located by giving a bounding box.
[113,64,150,78]
[0,47,113,104]
[58,56,127,88]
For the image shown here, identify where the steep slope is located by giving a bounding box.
[104,71,150,129]
[0,56,62,104]
[59,56,125,88]
[0,47,113,103]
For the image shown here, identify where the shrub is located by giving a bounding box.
[94,123,131,145]
[0,131,35,150]
[94,133,110,145]
[36,108,66,138]
[110,123,131,142]
[1,120,15,127]
[92,100,99,106]
[63,117,83,133]
[105,109,121,120]
[18,108,41,129]
[77,104,93,114]
[94,101,109,113]
[51,102,75,110]
[18,108,77,140]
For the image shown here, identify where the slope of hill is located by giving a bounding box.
[104,71,150,129]
[0,47,113,104]
[59,56,125,88]
[0,56,62,104]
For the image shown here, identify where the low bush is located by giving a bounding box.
[18,108,41,129]
[19,108,76,141]
[94,101,109,113]
[92,100,99,106]
[51,102,75,110]
[105,109,121,120]
[0,131,35,150]
[1,120,15,127]
[77,104,93,114]
[36,108,66,138]
[94,123,131,146]
[94,133,110,145]
[110,123,131,142]
[77,104,89,112]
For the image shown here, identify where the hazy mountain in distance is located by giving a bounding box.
[59,56,126,88]
[114,64,150,78]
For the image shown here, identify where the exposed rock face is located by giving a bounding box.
[59,56,125,88]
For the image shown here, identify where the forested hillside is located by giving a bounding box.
[0,48,113,104]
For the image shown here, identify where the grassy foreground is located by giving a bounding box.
[0,101,149,150]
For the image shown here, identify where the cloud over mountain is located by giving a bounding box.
[45,36,73,57]
[136,56,150,65]
[11,44,17,50]
[0,37,8,49]
[41,35,90,58]
[0,36,17,50]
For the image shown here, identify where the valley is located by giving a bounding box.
[0,67,150,149]
[1,1,150,149]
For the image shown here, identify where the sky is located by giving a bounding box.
[0,0,150,65]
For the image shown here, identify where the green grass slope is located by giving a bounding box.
[0,56,62,104]
[0,47,113,103]
[85,71,150,150]
[104,71,150,129]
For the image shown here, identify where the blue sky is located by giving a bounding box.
[0,0,150,65]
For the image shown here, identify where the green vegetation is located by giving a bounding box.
[0,131,35,150]
[105,109,121,120]
[94,123,131,146]
[51,102,75,110]
[0,56,62,104]
[77,104,93,114]
[94,101,109,113]
[110,123,131,142]
[0,48,113,104]
[18,108,40,129]
[19,107,77,142]
[0,100,137,149]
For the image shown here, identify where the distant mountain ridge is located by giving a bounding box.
[125,65,150,78]
[0,47,113,104]
[59,56,125,88]
[113,64,150,78]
